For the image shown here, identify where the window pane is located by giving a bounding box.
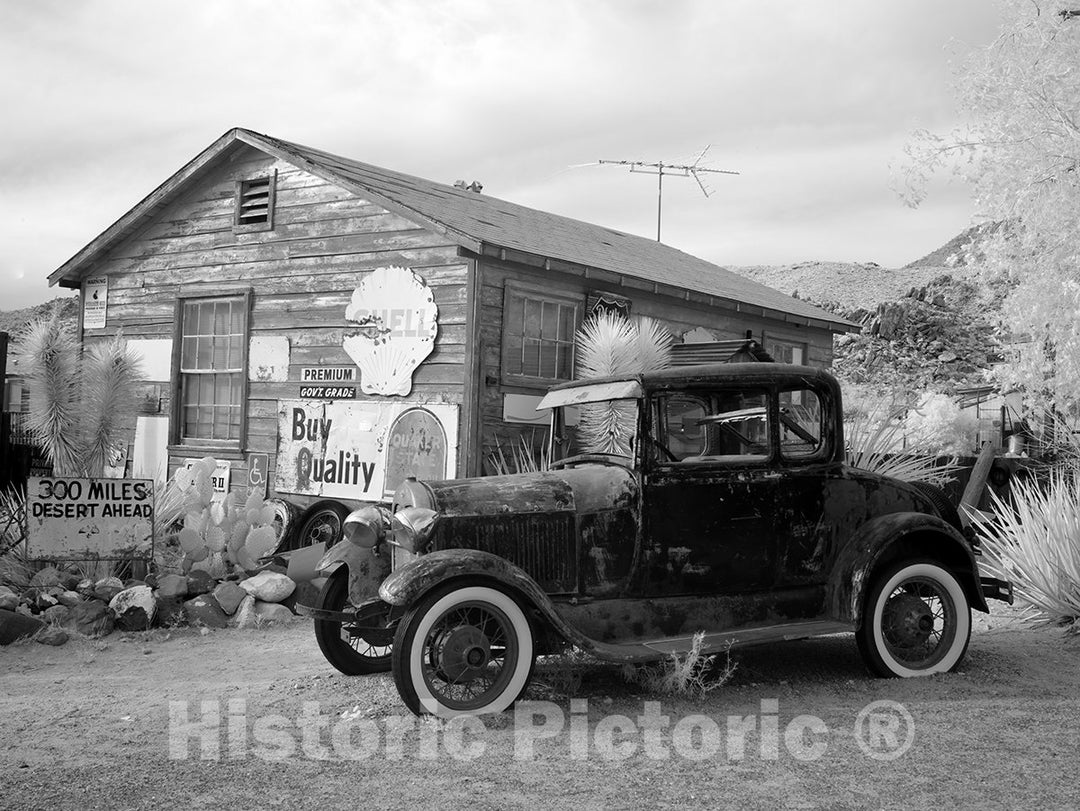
[524,299,542,339]
[541,301,558,340]
[559,305,576,342]
[505,334,523,376]
[522,338,541,377]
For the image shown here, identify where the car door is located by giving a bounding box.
[641,387,779,596]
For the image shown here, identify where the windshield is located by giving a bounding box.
[548,397,641,462]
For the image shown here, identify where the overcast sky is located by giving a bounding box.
[0,0,1003,311]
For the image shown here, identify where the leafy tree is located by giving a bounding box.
[901,1,1080,415]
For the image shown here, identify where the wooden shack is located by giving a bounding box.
[46,127,856,527]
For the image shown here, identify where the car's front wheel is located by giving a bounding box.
[857,559,971,677]
[392,583,535,717]
[313,567,394,675]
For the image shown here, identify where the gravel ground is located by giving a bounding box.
[1,603,1077,811]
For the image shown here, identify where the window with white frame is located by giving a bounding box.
[176,294,249,444]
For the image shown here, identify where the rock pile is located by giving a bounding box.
[0,564,309,647]
[824,275,1004,395]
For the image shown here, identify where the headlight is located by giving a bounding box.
[389,507,440,554]
[342,505,393,548]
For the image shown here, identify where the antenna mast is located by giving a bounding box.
[597,146,739,241]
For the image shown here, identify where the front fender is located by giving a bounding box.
[315,541,391,606]
[378,549,596,649]
[826,511,988,625]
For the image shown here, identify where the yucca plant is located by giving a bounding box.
[486,433,550,476]
[575,311,673,455]
[844,403,960,487]
[979,471,1080,633]
[15,310,142,477]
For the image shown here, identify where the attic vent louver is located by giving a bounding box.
[234,171,276,232]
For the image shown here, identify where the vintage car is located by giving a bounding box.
[300,363,1013,717]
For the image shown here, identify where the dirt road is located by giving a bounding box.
[1,605,1077,810]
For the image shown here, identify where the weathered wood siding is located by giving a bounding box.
[476,257,835,471]
[79,145,470,500]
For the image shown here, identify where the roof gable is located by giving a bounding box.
[49,127,856,331]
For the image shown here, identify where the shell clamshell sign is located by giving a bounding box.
[342,266,439,396]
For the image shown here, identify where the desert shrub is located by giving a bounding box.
[980,470,1080,633]
[635,632,737,698]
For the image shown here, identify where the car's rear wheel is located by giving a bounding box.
[392,583,535,717]
[313,567,393,675]
[857,559,971,677]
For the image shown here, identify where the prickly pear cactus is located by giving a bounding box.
[166,457,280,576]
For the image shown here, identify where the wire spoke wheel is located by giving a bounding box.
[314,567,394,675]
[393,584,535,717]
[857,559,971,678]
[880,577,955,669]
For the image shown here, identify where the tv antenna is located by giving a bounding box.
[597,146,739,241]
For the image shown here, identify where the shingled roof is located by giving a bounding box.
[49,127,856,332]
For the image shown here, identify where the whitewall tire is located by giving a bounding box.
[392,584,535,717]
[856,559,971,678]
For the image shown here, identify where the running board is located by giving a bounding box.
[579,620,854,664]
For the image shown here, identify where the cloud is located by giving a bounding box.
[0,0,1002,309]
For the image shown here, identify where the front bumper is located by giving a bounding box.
[980,576,1014,605]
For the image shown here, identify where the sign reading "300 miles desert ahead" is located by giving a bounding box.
[27,477,154,560]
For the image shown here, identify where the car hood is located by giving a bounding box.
[395,464,638,517]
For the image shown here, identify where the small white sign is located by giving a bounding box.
[183,459,231,500]
[83,277,108,329]
[301,367,357,383]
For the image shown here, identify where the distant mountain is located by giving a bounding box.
[904,221,1007,270]
[0,296,78,337]
[730,261,972,311]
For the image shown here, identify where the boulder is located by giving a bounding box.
[212,580,247,616]
[109,585,157,631]
[35,591,59,611]
[72,600,114,638]
[254,602,295,624]
[60,568,83,590]
[42,605,70,625]
[35,625,69,646]
[29,566,63,589]
[186,570,215,596]
[155,574,188,600]
[239,571,295,603]
[0,609,44,645]
[183,594,229,629]
[0,586,18,611]
[233,595,257,629]
[155,596,187,628]
[93,577,125,603]
[57,590,83,608]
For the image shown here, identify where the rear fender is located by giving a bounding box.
[827,511,988,625]
[315,541,391,606]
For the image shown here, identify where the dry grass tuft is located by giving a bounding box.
[636,632,737,698]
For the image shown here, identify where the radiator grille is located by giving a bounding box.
[433,515,576,592]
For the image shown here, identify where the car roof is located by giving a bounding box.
[545,363,840,393]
